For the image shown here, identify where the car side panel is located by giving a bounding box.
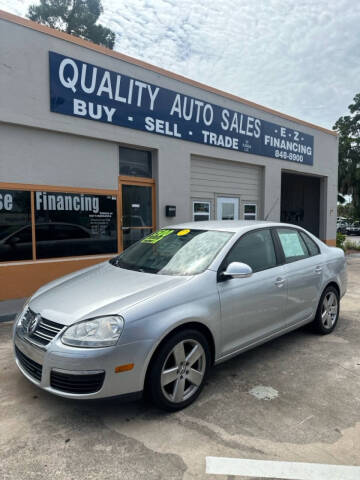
[322,247,347,298]
[116,269,222,391]
[283,254,326,326]
[217,265,288,356]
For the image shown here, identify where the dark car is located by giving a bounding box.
[346,222,360,236]
[337,223,348,234]
[0,222,117,261]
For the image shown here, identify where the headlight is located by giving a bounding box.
[61,316,124,348]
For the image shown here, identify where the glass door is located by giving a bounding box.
[119,177,156,250]
[216,197,239,220]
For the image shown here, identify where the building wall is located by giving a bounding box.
[0,124,118,189]
[0,14,339,299]
[0,17,338,238]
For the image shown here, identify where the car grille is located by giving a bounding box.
[22,309,64,346]
[50,370,105,394]
[15,345,43,382]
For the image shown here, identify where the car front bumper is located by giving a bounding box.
[13,321,151,400]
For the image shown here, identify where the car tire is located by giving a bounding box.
[311,285,340,334]
[148,329,211,411]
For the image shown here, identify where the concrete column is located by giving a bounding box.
[156,146,191,228]
[263,164,282,221]
[325,173,338,242]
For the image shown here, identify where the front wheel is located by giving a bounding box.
[148,329,211,411]
[311,286,340,334]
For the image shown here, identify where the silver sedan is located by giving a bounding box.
[13,221,347,410]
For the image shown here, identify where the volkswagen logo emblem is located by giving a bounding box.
[27,313,41,335]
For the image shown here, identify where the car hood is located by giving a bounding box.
[29,261,191,326]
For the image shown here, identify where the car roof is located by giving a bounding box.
[164,220,294,233]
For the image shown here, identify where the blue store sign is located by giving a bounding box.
[49,51,314,165]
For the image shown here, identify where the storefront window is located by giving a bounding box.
[193,201,210,221]
[0,190,32,261]
[119,147,152,178]
[244,204,257,220]
[34,191,117,259]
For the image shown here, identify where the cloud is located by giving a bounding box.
[1,0,360,128]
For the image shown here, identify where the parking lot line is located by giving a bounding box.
[205,457,360,479]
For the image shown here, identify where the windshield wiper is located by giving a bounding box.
[137,266,158,274]
[110,259,157,273]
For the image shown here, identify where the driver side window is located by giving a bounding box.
[224,229,277,273]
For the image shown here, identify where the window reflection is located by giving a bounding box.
[123,228,152,250]
[0,190,32,261]
[35,191,118,259]
[122,185,152,227]
[119,147,152,178]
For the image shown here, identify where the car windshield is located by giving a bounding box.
[110,228,233,275]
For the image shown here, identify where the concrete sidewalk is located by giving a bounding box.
[0,298,26,323]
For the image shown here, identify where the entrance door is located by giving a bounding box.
[281,172,320,237]
[217,197,239,220]
[119,177,156,250]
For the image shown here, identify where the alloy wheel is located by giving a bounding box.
[321,291,338,329]
[160,339,206,403]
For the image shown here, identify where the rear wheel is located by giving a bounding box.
[311,286,339,334]
[148,329,210,411]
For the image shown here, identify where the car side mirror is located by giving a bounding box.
[222,262,253,279]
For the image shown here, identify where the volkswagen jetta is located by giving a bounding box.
[13,221,347,410]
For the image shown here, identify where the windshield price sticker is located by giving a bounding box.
[177,229,191,236]
[141,229,174,244]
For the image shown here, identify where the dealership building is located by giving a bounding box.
[0,10,338,300]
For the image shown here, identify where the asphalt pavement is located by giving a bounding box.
[0,298,26,323]
[1,257,360,479]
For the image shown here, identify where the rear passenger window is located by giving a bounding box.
[300,231,320,256]
[277,228,309,263]
[225,229,277,273]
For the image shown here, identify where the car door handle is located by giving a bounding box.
[274,277,285,288]
[315,266,322,274]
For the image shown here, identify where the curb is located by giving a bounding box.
[0,314,16,323]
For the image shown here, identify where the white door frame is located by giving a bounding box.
[216,197,239,220]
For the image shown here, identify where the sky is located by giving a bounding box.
[1,0,359,129]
